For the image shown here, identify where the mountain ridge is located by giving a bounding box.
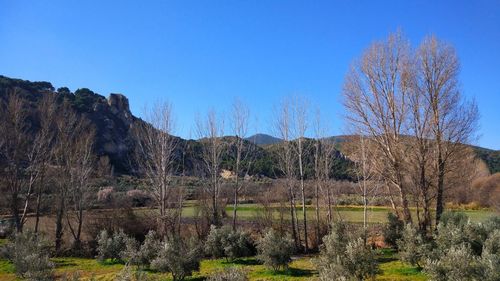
[1,75,498,176]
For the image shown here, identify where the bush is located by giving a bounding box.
[317,223,378,281]
[397,224,429,267]
[1,231,54,281]
[96,229,128,263]
[434,212,486,256]
[424,243,483,281]
[383,212,404,248]
[481,229,500,281]
[343,238,379,280]
[126,189,153,207]
[204,225,227,258]
[256,229,295,272]
[150,236,202,281]
[205,225,254,261]
[206,267,248,281]
[122,230,160,268]
[115,265,150,281]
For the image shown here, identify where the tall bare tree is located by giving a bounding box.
[135,101,178,235]
[52,101,94,252]
[291,96,309,251]
[312,108,336,246]
[407,74,434,233]
[274,98,300,248]
[416,36,479,225]
[352,136,379,243]
[33,93,58,233]
[196,110,225,226]
[343,32,413,223]
[0,91,32,232]
[230,99,252,230]
[66,127,95,249]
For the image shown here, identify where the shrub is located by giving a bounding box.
[205,225,254,261]
[96,229,128,263]
[343,238,379,280]
[397,224,429,267]
[317,223,378,281]
[223,229,254,261]
[122,230,160,268]
[206,267,248,281]
[434,212,486,256]
[481,229,500,281]
[383,212,404,248]
[204,225,228,258]
[150,236,202,281]
[424,243,483,281]
[126,189,153,207]
[256,229,295,272]
[1,231,54,281]
[115,265,150,281]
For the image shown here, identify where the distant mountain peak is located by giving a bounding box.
[245,133,283,146]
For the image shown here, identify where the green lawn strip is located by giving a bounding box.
[1,252,431,281]
[375,249,427,281]
[0,260,17,281]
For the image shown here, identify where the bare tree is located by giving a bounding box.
[407,76,434,233]
[273,98,300,248]
[229,99,252,230]
[135,101,178,235]
[0,91,32,232]
[312,108,336,246]
[66,127,95,249]
[352,136,379,243]
[291,96,310,252]
[52,101,94,252]
[196,110,225,226]
[343,32,414,223]
[33,93,58,233]
[416,36,479,226]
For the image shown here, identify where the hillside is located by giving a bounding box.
[1,75,498,178]
[246,133,283,146]
[0,75,355,179]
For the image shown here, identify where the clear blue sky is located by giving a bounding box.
[1,1,499,149]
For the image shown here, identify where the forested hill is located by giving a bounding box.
[0,75,355,180]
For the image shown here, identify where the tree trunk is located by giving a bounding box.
[435,154,445,227]
[55,194,65,253]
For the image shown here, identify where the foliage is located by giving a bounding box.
[205,225,227,258]
[0,231,54,281]
[122,230,160,268]
[383,212,404,248]
[481,229,500,281]
[150,236,203,281]
[206,267,248,281]
[424,243,483,281]
[434,212,486,256]
[425,213,500,281]
[397,224,429,267]
[115,265,150,281]
[205,225,254,261]
[256,229,295,272]
[96,229,128,263]
[317,223,378,281]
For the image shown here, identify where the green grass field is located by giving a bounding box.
[179,203,496,224]
[0,249,425,281]
[1,206,497,280]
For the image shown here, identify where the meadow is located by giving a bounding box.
[1,204,496,281]
[0,244,426,281]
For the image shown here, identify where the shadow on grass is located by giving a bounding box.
[227,258,262,266]
[376,248,398,263]
[52,260,78,267]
